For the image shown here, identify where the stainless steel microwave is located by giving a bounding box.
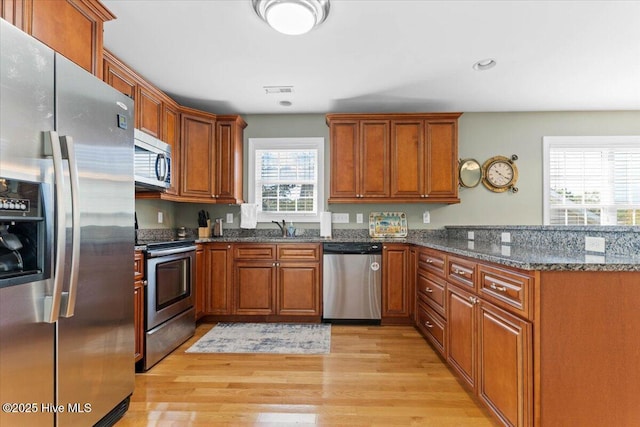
[134,129,171,191]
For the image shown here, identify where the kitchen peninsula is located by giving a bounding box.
[135,225,640,427]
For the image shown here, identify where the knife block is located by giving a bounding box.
[198,220,211,238]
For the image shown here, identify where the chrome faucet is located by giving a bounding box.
[272,220,287,237]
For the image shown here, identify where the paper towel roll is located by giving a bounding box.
[320,211,332,238]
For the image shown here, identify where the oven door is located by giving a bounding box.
[146,247,195,330]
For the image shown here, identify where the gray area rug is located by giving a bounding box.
[185,322,331,354]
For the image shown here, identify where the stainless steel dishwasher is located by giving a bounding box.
[322,242,382,323]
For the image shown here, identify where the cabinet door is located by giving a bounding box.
[382,244,409,319]
[478,301,532,427]
[133,280,144,362]
[424,120,458,199]
[137,84,163,138]
[390,120,424,198]
[277,261,321,316]
[162,103,180,195]
[329,120,359,199]
[180,111,216,199]
[103,53,136,99]
[359,120,390,198]
[28,0,113,77]
[205,244,233,315]
[215,117,245,203]
[234,261,276,315]
[447,283,478,390]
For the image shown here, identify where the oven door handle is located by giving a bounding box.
[146,245,197,258]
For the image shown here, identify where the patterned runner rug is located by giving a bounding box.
[185,322,331,354]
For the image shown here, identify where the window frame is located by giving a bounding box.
[542,135,640,225]
[247,137,325,223]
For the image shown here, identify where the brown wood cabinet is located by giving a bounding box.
[133,250,145,362]
[2,0,114,78]
[179,107,216,200]
[215,115,247,204]
[233,243,321,319]
[326,113,461,204]
[136,82,163,139]
[194,245,205,319]
[162,101,180,196]
[414,246,535,427]
[203,243,233,315]
[381,243,411,323]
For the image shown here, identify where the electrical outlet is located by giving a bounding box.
[332,213,349,224]
[356,213,363,224]
[501,232,511,244]
[157,211,163,224]
[423,211,430,224]
[467,231,474,240]
[585,236,605,253]
[226,213,233,223]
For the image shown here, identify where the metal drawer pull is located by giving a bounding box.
[489,282,508,292]
[424,321,434,328]
[426,259,433,264]
[468,296,479,304]
[425,287,433,293]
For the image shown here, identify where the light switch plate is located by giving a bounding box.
[226,213,234,223]
[356,213,363,224]
[423,211,430,224]
[501,232,511,244]
[157,211,163,224]
[467,231,474,240]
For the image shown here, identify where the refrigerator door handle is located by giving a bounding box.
[43,131,67,323]
[60,135,81,318]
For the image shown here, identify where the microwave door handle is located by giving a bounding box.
[59,135,80,318]
[155,153,167,182]
[43,131,66,323]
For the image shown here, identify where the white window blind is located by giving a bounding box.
[543,136,640,225]
[248,137,324,222]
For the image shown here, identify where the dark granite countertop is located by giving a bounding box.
[135,228,640,272]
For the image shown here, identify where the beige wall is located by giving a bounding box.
[136,111,640,230]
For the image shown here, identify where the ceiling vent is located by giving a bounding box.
[264,86,294,94]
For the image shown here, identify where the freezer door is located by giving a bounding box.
[54,54,135,426]
[0,20,56,427]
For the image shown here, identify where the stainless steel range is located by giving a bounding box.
[141,239,196,371]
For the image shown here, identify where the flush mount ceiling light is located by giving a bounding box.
[252,0,330,35]
[473,58,497,71]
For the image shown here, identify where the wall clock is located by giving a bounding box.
[482,155,519,193]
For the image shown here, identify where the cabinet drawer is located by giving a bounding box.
[134,251,144,280]
[416,301,446,356]
[447,255,476,290]
[277,244,321,261]
[417,271,446,315]
[479,263,533,319]
[417,248,446,278]
[234,244,276,260]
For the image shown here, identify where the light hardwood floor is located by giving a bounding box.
[117,323,498,426]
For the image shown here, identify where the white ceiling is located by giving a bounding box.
[102,0,640,115]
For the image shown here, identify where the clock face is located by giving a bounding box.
[486,161,514,187]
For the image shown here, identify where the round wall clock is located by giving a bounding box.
[482,155,519,193]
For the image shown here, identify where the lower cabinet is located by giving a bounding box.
[415,246,534,427]
[381,243,411,323]
[233,243,321,319]
[204,243,233,315]
[133,250,145,362]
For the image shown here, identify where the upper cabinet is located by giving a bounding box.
[103,51,246,204]
[327,113,462,204]
[1,0,115,78]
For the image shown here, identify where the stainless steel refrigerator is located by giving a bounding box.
[0,19,135,426]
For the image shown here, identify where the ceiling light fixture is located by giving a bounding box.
[252,0,330,35]
[473,58,497,71]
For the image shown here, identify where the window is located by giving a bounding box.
[248,137,324,222]
[543,136,640,225]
